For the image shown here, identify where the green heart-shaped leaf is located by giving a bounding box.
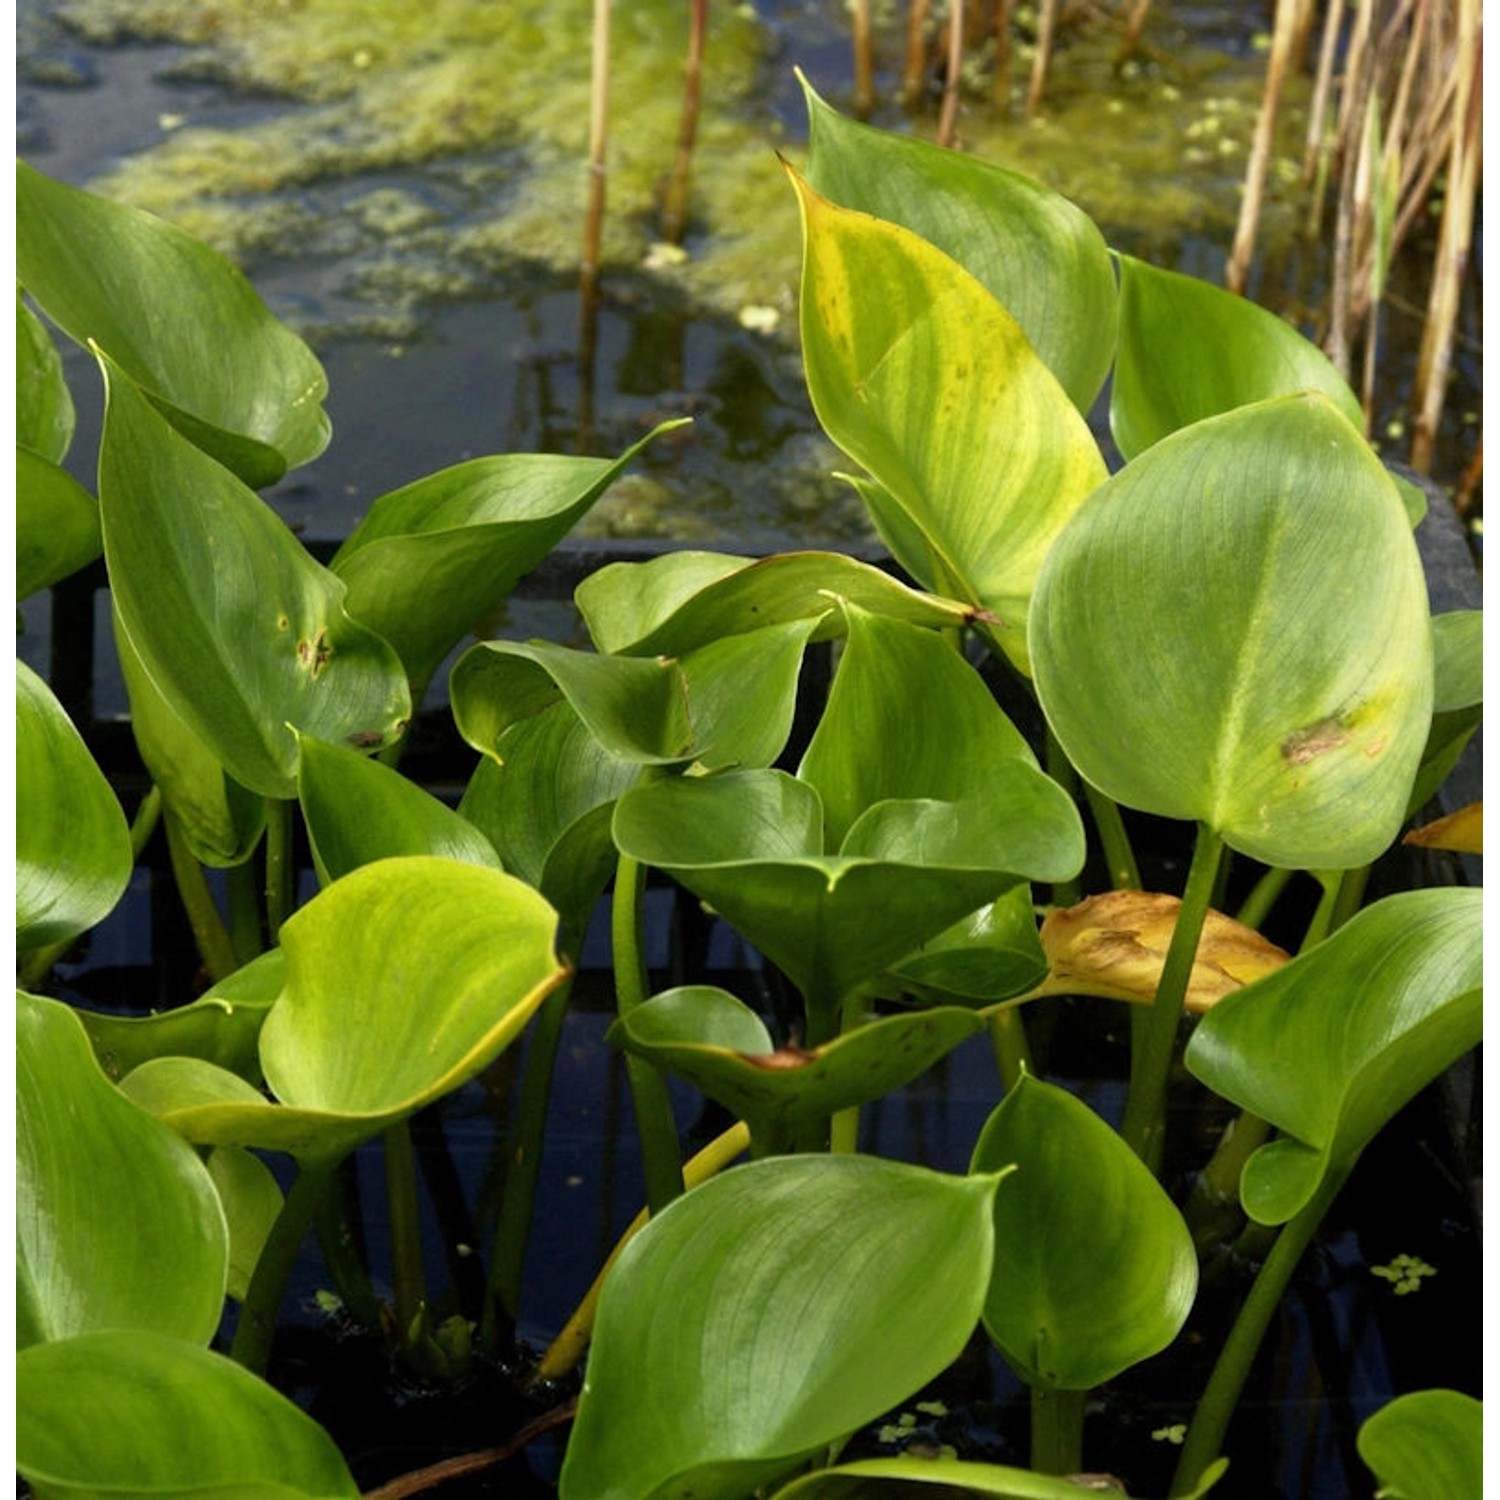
[18,159,330,485]
[1185,887,1482,1224]
[1110,253,1364,461]
[801,76,1117,414]
[1408,609,1484,813]
[459,698,642,932]
[559,1155,1004,1500]
[798,606,1063,848]
[115,613,267,868]
[18,992,228,1350]
[614,772,1065,1024]
[1031,393,1432,869]
[296,731,501,885]
[887,886,1048,1005]
[452,617,815,772]
[205,1146,284,1303]
[18,292,75,464]
[576,548,979,657]
[79,948,284,1086]
[790,166,1107,674]
[98,354,411,799]
[119,857,567,1161]
[969,1073,1197,1390]
[1356,1389,1482,1500]
[611,986,984,1151]
[18,1330,359,1498]
[17,447,99,599]
[331,421,686,700]
[17,661,133,951]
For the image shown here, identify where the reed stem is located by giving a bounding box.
[936,0,964,146]
[661,0,707,243]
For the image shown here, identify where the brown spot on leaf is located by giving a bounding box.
[741,1045,820,1071]
[297,626,333,678]
[1280,715,1351,765]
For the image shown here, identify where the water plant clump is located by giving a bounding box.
[15,62,1481,1500]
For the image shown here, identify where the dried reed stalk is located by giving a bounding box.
[853,0,876,117]
[1409,0,1480,473]
[993,0,1014,111]
[937,0,966,145]
[578,0,612,444]
[1115,0,1151,70]
[1025,0,1058,117]
[661,0,708,244]
[904,0,933,108]
[580,0,611,297]
[1225,0,1302,295]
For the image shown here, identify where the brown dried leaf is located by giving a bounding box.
[1034,890,1291,1014]
[1403,801,1482,855]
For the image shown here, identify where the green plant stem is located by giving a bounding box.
[164,809,239,984]
[1120,823,1223,1173]
[130,784,163,858]
[313,1162,384,1331]
[1171,1168,1347,1496]
[989,1004,1031,1093]
[482,975,575,1352]
[1030,1385,1085,1474]
[1183,1110,1272,1254]
[1044,729,1081,907]
[612,854,684,1214]
[226,861,264,967]
[828,992,871,1153]
[231,1153,341,1375]
[1328,863,1371,935]
[1234,864,1293,930]
[264,797,294,943]
[384,1120,427,1343]
[1084,784,1141,890]
[1300,871,1342,949]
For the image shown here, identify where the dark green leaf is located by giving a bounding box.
[1356,1389,1482,1500]
[1186,888,1482,1223]
[99,354,410,799]
[18,992,227,1349]
[296,731,501,885]
[17,446,101,599]
[1110,254,1364,461]
[331,422,686,700]
[17,292,75,463]
[18,1330,359,1498]
[560,1156,1003,1500]
[576,548,979,657]
[17,661,133,950]
[18,159,330,485]
[970,1074,1196,1389]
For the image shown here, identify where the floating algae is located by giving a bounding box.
[27,0,1323,545]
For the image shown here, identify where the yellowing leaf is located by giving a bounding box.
[1404,802,1482,854]
[1032,891,1291,1013]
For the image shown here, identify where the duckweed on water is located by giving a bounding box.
[49,0,1310,337]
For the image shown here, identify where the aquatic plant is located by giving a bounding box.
[14,69,1480,1499]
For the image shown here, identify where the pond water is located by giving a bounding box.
[18,0,1481,551]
